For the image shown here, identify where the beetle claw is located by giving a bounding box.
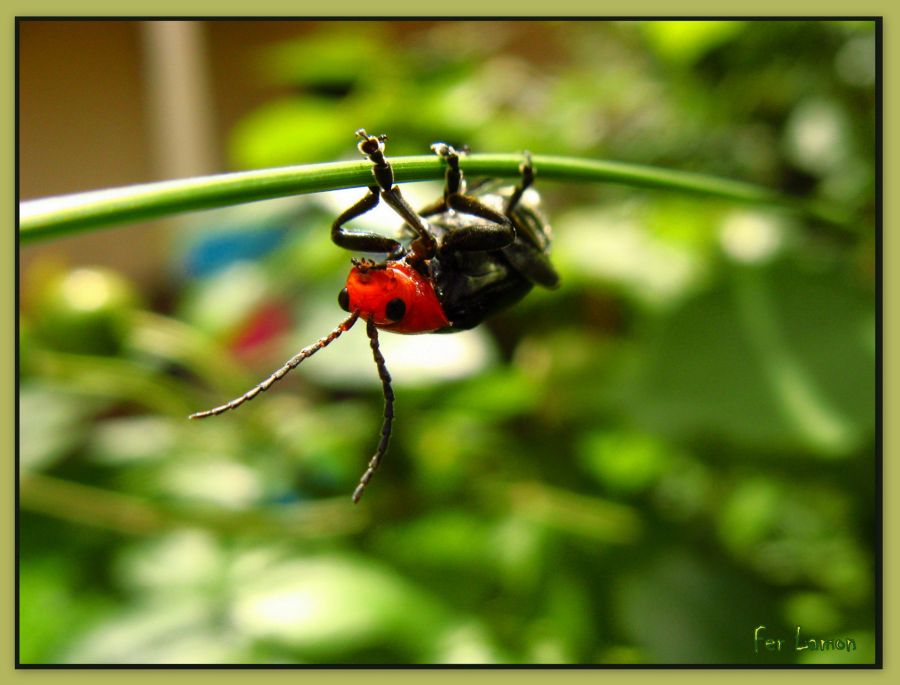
[351,257,387,273]
[357,129,388,157]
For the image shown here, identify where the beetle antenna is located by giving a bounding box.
[352,316,394,503]
[189,311,360,420]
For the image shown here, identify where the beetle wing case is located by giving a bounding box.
[424,184,558,331]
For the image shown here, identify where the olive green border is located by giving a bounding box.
[5,1,893,683]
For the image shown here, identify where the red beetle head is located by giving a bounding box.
[338,259,450,334]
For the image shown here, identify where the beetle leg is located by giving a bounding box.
[419,196,516,253]
[417,197,447,218]
[419,184,504,216]
[431,142,516,252]
[380,187,438,261]
[439,224,515,252]
[331,185,403,254]
[445,192,512,226]
[356,129,437,261]
[422,141,467,216]
[431,142,466,197]
[443,194,515,251]
[504,151,535,216]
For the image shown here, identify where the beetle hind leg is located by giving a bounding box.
[502,152,561,289]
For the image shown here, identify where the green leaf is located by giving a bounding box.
[19,384,105,473]
[228,553,451,661]
[621,258,874,455]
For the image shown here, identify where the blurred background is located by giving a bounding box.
[18,20,877,665]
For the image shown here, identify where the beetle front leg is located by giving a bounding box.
[331,185,403,254]
[356,129,438,261]
[380,187,438,261]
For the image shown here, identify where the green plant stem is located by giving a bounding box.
[19,154,850,243]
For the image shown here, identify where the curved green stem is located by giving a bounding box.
[19,154,851,243]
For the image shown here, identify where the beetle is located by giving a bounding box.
[190,129,559,503]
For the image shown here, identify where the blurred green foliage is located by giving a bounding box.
[19,20,877,665]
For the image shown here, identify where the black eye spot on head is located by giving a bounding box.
[338,288,350,312]
[385,297,406,322]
